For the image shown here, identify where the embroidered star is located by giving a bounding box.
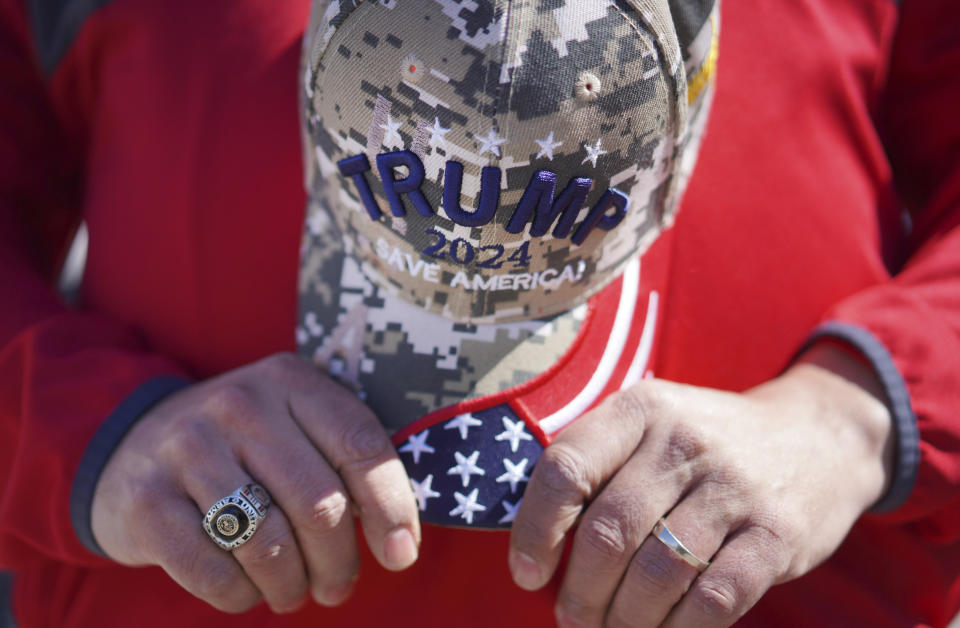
[445,412,483,440]
[447,450,485,487]
[496,457,530,494]
[495,416,533,453]
[449,488,486,525]
[427,116,450,148]
[409,475,441,511]
[499,498,522,524]
[379,114,403,148]
[582,138,608,167]
[478,127,506,157]
[399,430,435,464]
[535,131,563,160]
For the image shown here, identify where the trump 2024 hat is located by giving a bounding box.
[298,0,719,528]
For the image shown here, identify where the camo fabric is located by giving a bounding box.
[298,201,585,432]
[300,0,717,324]
[297,0,718,431]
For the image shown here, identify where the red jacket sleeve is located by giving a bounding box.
[0,0,188,568]
[822,0,960,536]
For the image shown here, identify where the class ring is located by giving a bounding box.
[202,483,271,551]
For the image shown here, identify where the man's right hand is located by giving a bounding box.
[90,353,420,613]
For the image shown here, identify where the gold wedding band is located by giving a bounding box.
[651,517,711,572]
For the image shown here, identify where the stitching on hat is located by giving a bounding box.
[473,15,494,160]
[611,0,685,227]
[613,0,685,119]
[487,0,516,165]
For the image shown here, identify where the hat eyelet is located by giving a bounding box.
[574,72,601,102]
[401,54,425,83]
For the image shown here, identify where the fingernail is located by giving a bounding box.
[270,595,307,614]
[509,551,545,590]
[315,581,355,607]
[383,527,418,570]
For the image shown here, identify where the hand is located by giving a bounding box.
[91,353,420,613]
[509,344,894,627]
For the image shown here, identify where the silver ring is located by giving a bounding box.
[651,517,711,572]
[202,483,271,551]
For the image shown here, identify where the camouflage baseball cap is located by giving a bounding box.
[298,0,718,434]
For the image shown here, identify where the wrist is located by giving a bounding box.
[781,343,895,511]
[747,342,894,515]
[73,375,193,558]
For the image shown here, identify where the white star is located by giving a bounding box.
[449,488,486,525]
[494,416,533,453]
[409,475,441,511]
[499,498,522,524]
[496,457,530,494]
[582,138,608,167]
[447,450,485,487]
[399,430,435,464]
[427,116,450,148]
[535,131,563,160]
[379,114,403,148]
[444,412,483,440]
[478,127,506,157]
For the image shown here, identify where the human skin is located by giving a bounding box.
[509,342,893,627]
[91,343,892,625]
[90,353,421,613]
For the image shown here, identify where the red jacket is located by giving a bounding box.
[1,0,958,626]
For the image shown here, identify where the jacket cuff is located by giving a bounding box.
[800,322,920,514]
[69,376,192,557]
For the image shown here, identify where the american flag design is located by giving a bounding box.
[397,404,545,528]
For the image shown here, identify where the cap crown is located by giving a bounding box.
[303,0,716,323]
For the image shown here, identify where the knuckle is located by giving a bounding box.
[578,514,630,563]
[690,580,740,619]
[660,423,707,470]
[304,491,350,535]
[157,420,216,465]
[750,510,793,551]
[748,520,795,576]
[695,474,748,525]
[206,383,260,428]
[629,549,684,598]
[261,352,305,378]
[341,421,391,466]
[241,532,296,572]
[606,385,654,430]
[535,444,591,506]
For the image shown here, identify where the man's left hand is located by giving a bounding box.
[508,344,894,627]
